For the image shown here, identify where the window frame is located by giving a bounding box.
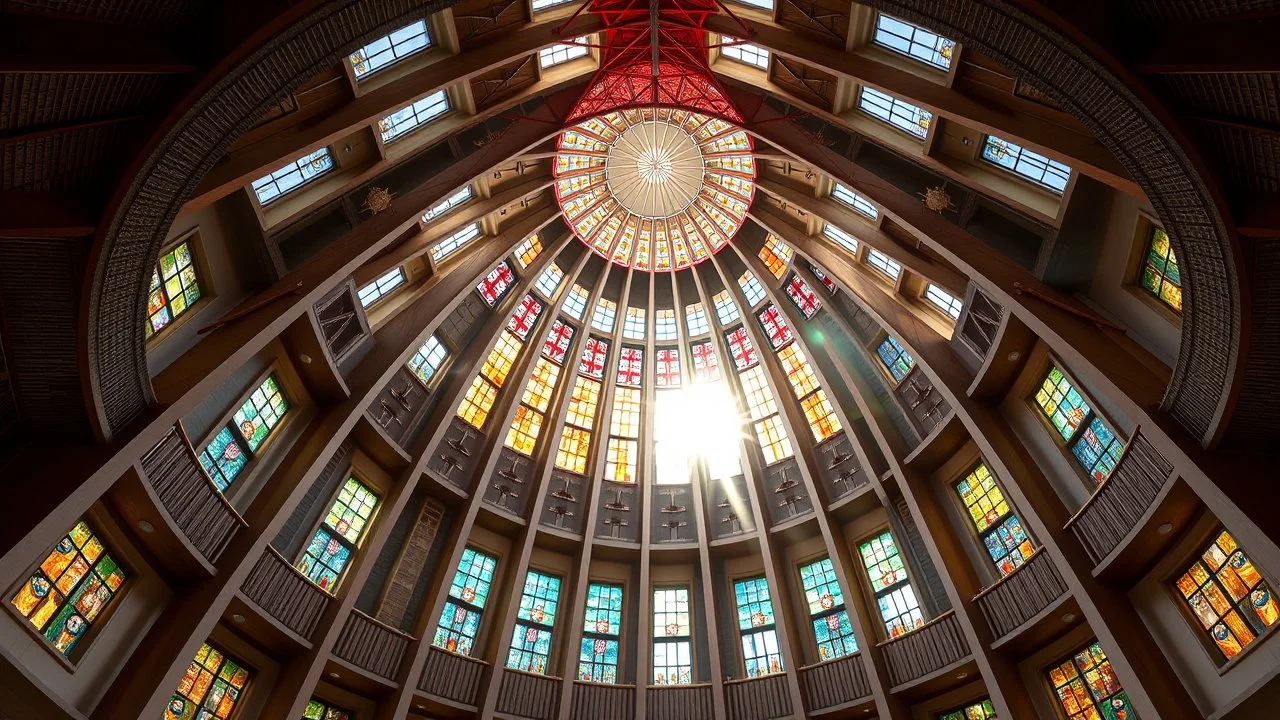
[578,580,625,683]
[251,147,335,207]
[872,13,956,71]
[935,698,997,720]
[874,333,915,386]
[358,267,407,309]
[923,284,963,321]
[294,472,382,594]
[146,228,213,345]
[979,135,1072,195]
[195,366,294,496]
[950,461,1035,578]
[651,584,695,685]
[378,89,450,144]
[1041,639,1132,720]
[407,334,450,389]
[796,555,859,663]
[1128,217,1183,321]
[719,36,770,69]
[1028,358,1127,488]
[731,574,784,677]
[433,545,500,656]
[170,641,254,720]
[857,86,932,140]
[348,19,433,80]
[856,528,926,640]
[506,568,563,674]
[539,38,589,68]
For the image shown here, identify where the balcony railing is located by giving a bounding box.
[723,673,792,720]
[569,681,635,720]
[798,652,871,710]
[333,609,413,680]
[972,548,1068,639]
[646,684,714,720]
[139,425,246,563]
[878,611,969,688]
[495,667,561,719]
[1064,427,1175,565]
[418,646,487,707]
[240,546,330,640]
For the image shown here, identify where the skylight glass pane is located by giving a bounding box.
[534,263,564,299]
[539,38,589,67]
[859,87,932,139]
[822,224,859,254]
[408,334,448,385]
[380,90,450,143]
[592,299,617,332]
[830,184,878,219]
[685,303,710,336]
[422,186,473,222]
[720,36,769,69]
[564,285,589,320]
[358,268,406,307]
[866,249,902,281]
[727,0,773,9]
[623,307,646,340]
[431,223,482,263]
[349,20,432,79]
[980,136,1073,194]
[251,148,333,205]
[739,272,766,307]
[925,285,963,319]
[873,14,955,70]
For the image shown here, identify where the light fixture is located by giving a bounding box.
[328,672,340,679]
[956,671,968,679]
[1062,612,1076,624]
[1007,350,1021,362]
[1157,522,1174,535]
[300,354,313,365]
[231,613,246,624]
[137,520,155,534]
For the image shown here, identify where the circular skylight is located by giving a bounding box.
[555,108,755,271]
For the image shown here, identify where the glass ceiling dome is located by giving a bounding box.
[555,108,755,271]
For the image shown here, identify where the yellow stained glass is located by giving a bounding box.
[555,427,592,474]
[481,331,523,387]
[515,234,542,269]
[521,358,561,412]
[777,345,819,398]
[610,387,642,438]
[457,376,498,428]
[566,377,601,430]
[754,416,793,464]
[801,390,841,441]
[505,405,544,455]
[605,438,638,483]
[739,366,778,421]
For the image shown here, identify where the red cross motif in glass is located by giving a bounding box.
[579,337,610,379]
[476,262,515,307]
[616,347,643,385]
[507,295,543,340]
[656,349,681,387]
[757,305,793,349]
[726,326,758,370]
[542,319,575,363]
[786,277,821,318]
[691,340,719,381]
[809,266,838,295]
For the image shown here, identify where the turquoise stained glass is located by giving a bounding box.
[507,570,562,673]
[198,427,246,492]
[859,531,924,638]
[298,527,351,591]
[1034,366,1126,484]
[580,581,623,682]
[734,576,783,676]
[197,374,290,492]
[799,557,858,660]
[296,476,379,592]
[1072,417,1125,484]
[876,336,914,383]
[434,547,497,656]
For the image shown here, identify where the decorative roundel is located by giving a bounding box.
[554,108,755,271]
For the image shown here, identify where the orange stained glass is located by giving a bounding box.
[1044,640,1130,720]
[758,245,787,279]
[800,390,842,441]
[515,234,542,268]
[505,405,544,455]
[481,331,524,387]
[167,643,250,720]
[1174,529,1279,661]
[521,358,561,413]
[754,416,793,464]
[610,387,642,438]
[555,426,592,474]
[605,438,638,483]
[565,377,601,430]
[777,344,819,398]
[457,376,499,428]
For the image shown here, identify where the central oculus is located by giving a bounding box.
[605,121,704,218]
[554,108,756,271]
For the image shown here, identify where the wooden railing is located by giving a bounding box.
[140,425,246,563]
[973,548,1068,639]
[723,673,792,720]
[1064,427,1174,565]
[646,684,714,720]
[239,546,329,640]
[495,668,561,719]
[798,653,870,710]
[332,609,414,680]
[569,681,635,720]
[878,611,969,688]
[418,646,487,707]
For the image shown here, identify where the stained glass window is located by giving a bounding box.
[579,337,610,379]
[566,376,601,430]
[507,570,561,674]
[876,336,914,383]
[297,476,379,592]
[981,136,1071,194]
[720,35,770,69]
[476,262,515,307]
[505,358,562,455]
[691,340,720,382]
[534,262,564,299]
[508,294,544,340]
[873,14,955,70]
[1174,529,1279,661]
[1140,226,1182,313]
[592,298,617,332]
[734,576,783,676]
[457,376,499,429]
[655,309,678,341]
[810,263,839,295]
[623,306,646,339]
[168,643,250,720]
[483,331,524,386]
[430,223,482,263]
[349,19,431,78]
[606,387,641,482]
[831,184,878,219]
[380,89,450,143]
[557,375,601,474]
[1044,641,1132,720]
[823,223,860,253]
[564,284,590,320]
[686,302,710,336]
[146,239,202,339]
[10,519,126,659]
[865,249,902,281]
[726,326,758,370]
[800,391,841,442]
[759,235,792,279]
[542,320,575,364]
[656,348,681,387]
[925,285,963,319]
[514,234,542,269]
[198,374,289,492]
[713,289,740,324]
[799,557,858,660]
[785,276,821,318]
[1033,366,1125,484]
[458,325,525,429]
[434,547,498,656]
[757,305,793,350]
[954,464,1034,577]
[738,366,792,463]
[358,268,406,308]
[616,346,643,386]
[653,587,693,685]
[251,147,333,205]
[860,87,932,139]
[407,334,448,387]
[422,186,473,222]
[859,530,925,638]
[303,698,353,720]
[937,699,996,720]
[580,582,623,683]
[739,271,766,307]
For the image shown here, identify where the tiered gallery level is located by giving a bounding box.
[1,1,1278,720]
